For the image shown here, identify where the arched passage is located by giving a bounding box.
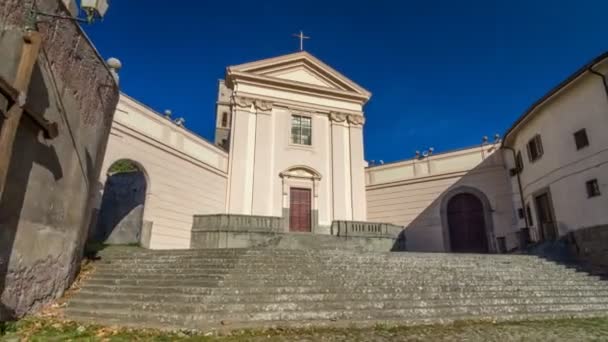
[93,159,148,245]
[440,186,494,253]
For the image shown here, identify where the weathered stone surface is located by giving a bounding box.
[567,225,608,272]
[0,0,119,320]
[64,247,608,331]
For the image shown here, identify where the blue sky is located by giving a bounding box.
[85,0,607,163]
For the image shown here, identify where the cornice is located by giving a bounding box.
[234,91,363,116]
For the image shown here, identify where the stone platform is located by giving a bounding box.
[190,214,406,252]
[64,246,608,331]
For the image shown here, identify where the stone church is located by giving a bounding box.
[96,50,608,258]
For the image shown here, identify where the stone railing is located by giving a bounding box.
[331,220,403,238]
[192,214,284,233]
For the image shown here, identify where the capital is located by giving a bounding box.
[347,114,365,126]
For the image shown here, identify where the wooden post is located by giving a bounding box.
[0,31,42,197]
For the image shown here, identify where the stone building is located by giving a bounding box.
[0,0,119,320]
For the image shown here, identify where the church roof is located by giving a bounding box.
[503,51,608,145]
[226,51,372,104]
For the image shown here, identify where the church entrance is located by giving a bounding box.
[447,193,488,253]
[289,188,311,232]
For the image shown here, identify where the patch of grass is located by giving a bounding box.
[2,316,608,341]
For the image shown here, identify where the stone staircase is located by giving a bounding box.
[64,247,608,330]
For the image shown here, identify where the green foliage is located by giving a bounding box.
[0,321,18,336]
[108,160,139,174]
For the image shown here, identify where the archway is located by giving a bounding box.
[93,159,148,245]
[446,193,489,253]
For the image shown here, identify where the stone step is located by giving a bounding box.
[94,261,566,272]
[97,255,556,264]
[83,277,606,288]
[67,296,608,315]
[92,264,574,275]
[73,289,608,304]
[64,303,608,328]
[67,247,608,330]
[95,249,544,259]
[64,310,608,331]
[85,272,601,283]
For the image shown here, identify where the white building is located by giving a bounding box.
[95,50,608,255]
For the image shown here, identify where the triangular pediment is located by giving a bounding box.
[266,66,334,88]
[227,51,371,100]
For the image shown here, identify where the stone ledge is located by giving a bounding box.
[190,214,406,251]
[192,214,284,233]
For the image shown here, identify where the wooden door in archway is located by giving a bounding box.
[447,193,489,253]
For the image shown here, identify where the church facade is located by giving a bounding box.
[95,51,608,256]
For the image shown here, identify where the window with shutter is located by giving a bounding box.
[574,129,589,150]
[526,134,543,162]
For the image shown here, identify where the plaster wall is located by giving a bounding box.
[504,63,608,240]
[97,95,229,249]
[366,145,519,252]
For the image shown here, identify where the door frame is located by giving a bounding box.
[532,187,558,241]
[440,186,496,253]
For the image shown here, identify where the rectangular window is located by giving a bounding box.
[526,203,534,226]
[221,112,228,127]
[516,151,524,172]
[517,208,525,219]
[291,115,312,145]
[526,134,544,162]
[586,179,601,198]
[574,129,589,150]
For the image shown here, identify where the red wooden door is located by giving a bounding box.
[289,188,311,232]
[447,193,488,253]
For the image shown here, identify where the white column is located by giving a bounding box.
[251,101,274,216]
[348,115,367,221]
[227,98,257,214]
[330,113,352,220]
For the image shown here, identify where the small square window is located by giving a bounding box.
[586,179,601,198]
[526,135,544,162]
[516,151,524,172]
[574,129,589,150]
[291,115,312,145]
[517,208,525,219]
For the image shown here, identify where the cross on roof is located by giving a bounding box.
[292,30,310,51]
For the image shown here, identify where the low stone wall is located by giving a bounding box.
[191,214,284,249]
[191,214,406,252]
[568,225,608,270]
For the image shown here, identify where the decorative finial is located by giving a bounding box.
[106,57,122,84]
[164,110,172,118]
[174,117,186,126]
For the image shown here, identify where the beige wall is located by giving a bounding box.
[98,94,229,249]
[503,61,608,241]
[366,144,519,252]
